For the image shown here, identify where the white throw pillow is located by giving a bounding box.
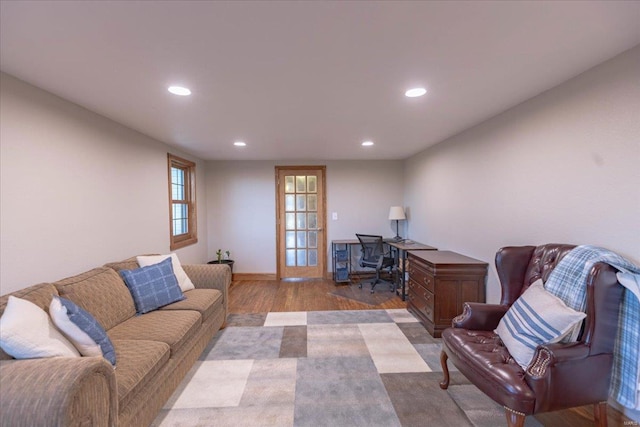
[495,279,586,369]
[136,253,195,292]
[50,296,102,357]
[0,296,80,359]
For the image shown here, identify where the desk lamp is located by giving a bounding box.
[388,206,406,241]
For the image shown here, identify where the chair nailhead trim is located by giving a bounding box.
[504,406,526,417]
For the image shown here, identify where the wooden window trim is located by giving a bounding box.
[168,153,198,250]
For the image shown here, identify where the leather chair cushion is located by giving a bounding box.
[442,328,536,414]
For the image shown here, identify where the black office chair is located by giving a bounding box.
[355,234,396,293]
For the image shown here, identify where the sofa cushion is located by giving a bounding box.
[160,289,223,321]
[54,268,136,331]
[50,296,117,366]
[0,283,59,316]
[111,339,170,409]
[0,296,80,359]
[104,256,141,273]
[441,328,536,413]
[107,310,201,357]
[119,258,185,314]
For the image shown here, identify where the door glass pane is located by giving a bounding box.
[308,231,317,248]
[286,231,296,248]
[285,176,295,193]
[308,213,317,229]
[307,194,317,211]
[296,231,306,248]
[285,213,295,230]
[286,249,296,266]
[308,249,318,266]
[296,176,306,192]
[296,213,306,229]
[297,249,307,266]
[285,195,295,211]
[296,195,306,211]
[307,176,317,193]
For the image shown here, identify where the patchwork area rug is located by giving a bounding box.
[152,309,542,427]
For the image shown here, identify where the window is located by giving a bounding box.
[168,154,197,250]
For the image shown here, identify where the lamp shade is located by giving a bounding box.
[388,206,406,221]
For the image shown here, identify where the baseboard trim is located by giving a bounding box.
[232,273,277,281]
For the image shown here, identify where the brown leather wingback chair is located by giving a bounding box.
[439,244,624,427]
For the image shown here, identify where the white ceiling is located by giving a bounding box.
[1,1,639,161]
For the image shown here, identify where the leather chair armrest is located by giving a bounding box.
[526,342,590,377]
[452,302,510,330]
[526,342,612,412]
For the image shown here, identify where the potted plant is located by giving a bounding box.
[208,249,234,273]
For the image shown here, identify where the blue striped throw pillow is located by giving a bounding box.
[495,279,586,369]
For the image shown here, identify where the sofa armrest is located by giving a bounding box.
[0,357,117,427]
[183,264,231,312]
[452,302,510,330]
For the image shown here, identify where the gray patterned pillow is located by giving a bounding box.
[120,257,184,315]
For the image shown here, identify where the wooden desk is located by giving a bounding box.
[331,239,395,283]
[331,239,437,301]
[386,240,437,301]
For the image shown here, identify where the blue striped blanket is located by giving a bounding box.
[545,245,640,409]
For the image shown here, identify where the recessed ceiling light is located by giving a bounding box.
[405,87,426,98]
[362,141,374,147]
[168,86,191,96]
[234,141,246,147]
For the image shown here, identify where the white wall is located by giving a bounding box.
[0,73,209,294]
[206,160,404,274]
[404,46,640,305]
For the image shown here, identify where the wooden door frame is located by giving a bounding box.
[275,165,327,280]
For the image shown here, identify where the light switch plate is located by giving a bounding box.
[332,212,338,220]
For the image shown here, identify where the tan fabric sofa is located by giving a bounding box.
[0,256,230,427]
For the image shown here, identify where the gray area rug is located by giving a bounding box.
[151,309,542,427]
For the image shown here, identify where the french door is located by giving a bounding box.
[276,166,326,279]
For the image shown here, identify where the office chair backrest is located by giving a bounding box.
[355,234,385,264]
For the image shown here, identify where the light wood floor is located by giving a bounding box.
[229,277,406,313]
[228,278,634,427]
